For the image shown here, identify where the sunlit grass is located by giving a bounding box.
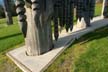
[95,3,102,16]
[0,17,23,72]
[46,26,108,72]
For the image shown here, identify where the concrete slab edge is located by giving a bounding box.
[41,38,76,72]
[75,24,108,40]
[7,53,32,72]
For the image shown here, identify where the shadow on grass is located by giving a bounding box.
[75,26,108,45]
[0,33,22,40]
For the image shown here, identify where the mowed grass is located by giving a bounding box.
[0,17,24,52]
[95,3,103,16]
[45,26,108,72]
[0,3,103,72]
[0,17,24,72]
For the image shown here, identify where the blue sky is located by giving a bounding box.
[0,0,3,5]
[0,0,3,2]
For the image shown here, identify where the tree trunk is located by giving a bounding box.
[3,0,13,25]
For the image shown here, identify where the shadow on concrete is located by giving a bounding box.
[53,19,108,49]
[75,26,108,45]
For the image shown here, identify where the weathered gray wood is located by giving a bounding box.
[3,0,13,25]
[15,0,53,56]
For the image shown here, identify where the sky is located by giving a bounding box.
[0,0,3,5]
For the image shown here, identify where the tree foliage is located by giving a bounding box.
[0,5,5,18]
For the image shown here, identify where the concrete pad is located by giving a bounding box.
[7,16,108,72]
[76,18,86,30]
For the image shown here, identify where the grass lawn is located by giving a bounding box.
[45,26,108,72]
[95,3,103,16]
[0,17,24,72]
[0,3,103,72]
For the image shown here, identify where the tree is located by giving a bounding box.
[3,0,13,25]
[0,5,5,18]
[10,0,17,16]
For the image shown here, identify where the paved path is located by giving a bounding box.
[7,16,108,72]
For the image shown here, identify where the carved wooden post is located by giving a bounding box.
[16,0,53,56]
[76,0,86,29]
[76,0,96,28]
[3,0,13,25]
